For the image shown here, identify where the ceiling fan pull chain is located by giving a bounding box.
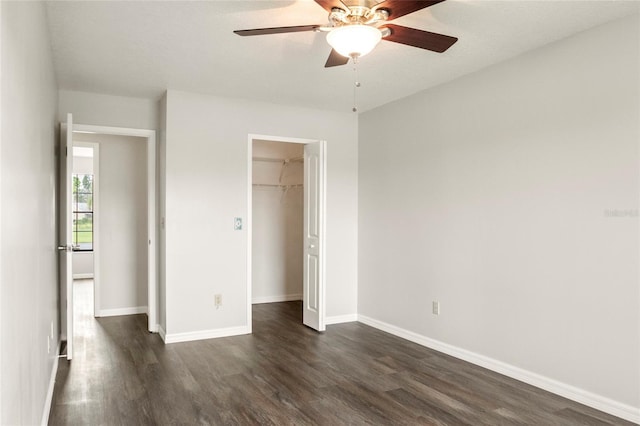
[352,56,360,113]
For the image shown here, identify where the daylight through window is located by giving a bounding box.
[73,174,93,251]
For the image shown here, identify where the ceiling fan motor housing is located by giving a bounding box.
[329,5,389,27]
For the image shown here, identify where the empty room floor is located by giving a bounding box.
[48,285,630,424]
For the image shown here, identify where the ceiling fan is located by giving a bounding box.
[234,0,458,67]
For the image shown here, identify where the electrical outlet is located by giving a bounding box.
[214,294,222,309]
[432,301,440,315]
[234,217,242,231]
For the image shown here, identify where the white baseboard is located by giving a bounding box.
[158,324,167,343]
[96,306,147,317]
[41,341,61,426]
[325,313,358,325]
[163,325,250,344]
[252,293,302,304]
[72,273,93,280]
[357,315,640,424]
[158,325,167,343]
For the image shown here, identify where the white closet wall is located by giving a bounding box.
[252,141,304,304]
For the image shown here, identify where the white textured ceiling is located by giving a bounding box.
[44,0,639,112]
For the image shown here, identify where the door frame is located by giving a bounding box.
[246,134,327,332]
[72,124,158,332]
[59,117,74,357]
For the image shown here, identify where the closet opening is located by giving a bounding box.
[247,135,326,332]
[252,140,304,306]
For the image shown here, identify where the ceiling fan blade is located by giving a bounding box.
[234,25,320,36]
[325,49,350,68]
[383,24,457,53]
[373,0,445,20]
[314,0,348,13]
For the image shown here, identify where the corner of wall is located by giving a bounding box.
[357,315,640,424]
[158,92,167,333]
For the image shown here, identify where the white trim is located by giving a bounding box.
[72,124,157,334]
[158,325,167,343]
[96,306,147,317]
[357,315,640,424]
[74,125,155,139]
[325,314,358,325]
[247,138,253,334]
[252,294,303,304]
[146,134,157,333]
[63,115,74,360]
[40,342,61,426]
[0,4,3,419]
[93,143,101,318]
[319,140,327,331]
[163,326,250,344]
[72,273,94,280]
[247,134,327,334]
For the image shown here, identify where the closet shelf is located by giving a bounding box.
[253,156,303,184]
[252,156,303,163]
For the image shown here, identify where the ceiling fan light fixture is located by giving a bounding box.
[326,25,382,59]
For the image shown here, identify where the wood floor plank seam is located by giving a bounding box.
[49,281,632,425]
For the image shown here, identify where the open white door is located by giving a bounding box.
[58,113,73,360]
[303,141,325,331]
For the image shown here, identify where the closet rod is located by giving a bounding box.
[252,156,303,163]
[252,183,303,189]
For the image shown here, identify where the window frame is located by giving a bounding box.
[72,173,94,252]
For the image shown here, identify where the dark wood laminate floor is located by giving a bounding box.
[49,280,632,425]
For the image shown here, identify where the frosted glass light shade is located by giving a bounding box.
[326,25,382,58]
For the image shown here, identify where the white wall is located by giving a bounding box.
[252,141,304,304]
[73,155,93,175]
[72,252,93,278]
[59,90,159,130]
[163,90,358,338]
[0,2,59,424]
[74,133,148,315]
[358,14,639,419]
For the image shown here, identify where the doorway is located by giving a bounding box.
[73,132,149,317]
[247,135,326,332]
[59,116,157,360]
[71,142,98,320]
[252,141,304,304]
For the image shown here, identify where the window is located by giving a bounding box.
[72,174,93,251]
